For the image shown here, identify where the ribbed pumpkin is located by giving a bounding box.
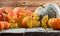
[48,18,60,29]
[34,3,58,18]
[34,3,60,28]
[44,3,60,18]
[0,7,17,22]
[13,7,25,17]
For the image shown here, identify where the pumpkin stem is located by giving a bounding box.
[3,10,8,14]
[40,5,45,8]
[24,6,28,10]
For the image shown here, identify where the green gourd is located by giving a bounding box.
[34,3,60,28]
[44,3,60,18]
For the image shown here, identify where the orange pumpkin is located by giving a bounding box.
[0,7,12,21]
[0,7,5,21]
[0,22,4,30]
[25,9,32,16]
[0,7,17,22]
[4,22,10,29]
[13,7,25,17]
[48,18,60,29]
[0,21,10,30]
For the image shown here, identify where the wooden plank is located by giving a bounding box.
[1,28,60,33]
[0,28,25,33]
[0,0,60,7]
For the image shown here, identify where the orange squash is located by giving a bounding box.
[0,7,17,22]
[0,21,10,30]
[13,7,32,17]
[48,18,60,29]
[25,9,32,16]
[0,7,5,21]
[4,22,10,29]
[13,7,25,17]
[0,22,4,30]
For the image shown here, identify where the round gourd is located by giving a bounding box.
[34,3,60,28]
[48,18,60,29]
[34,3,60,18]
[44,3,60,18]
[34,7,44,15]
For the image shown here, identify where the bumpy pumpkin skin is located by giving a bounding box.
[48,18,60,29]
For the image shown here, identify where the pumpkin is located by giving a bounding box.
[13,7,25,17]
[25,9,32,16]
[0,22,4,30]
[34,6,44,16]
[34,3,57,18]
[34,3,60,28]
[48,18,60,29]
[5,7,17,22]
[44,3,60,17]
[0,13,10,30]
[13,7,32,17]
[0,21,10,30]
[0,7,17,22]
[0,7,5,21]
[4,22,10,29]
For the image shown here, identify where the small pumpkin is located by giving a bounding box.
[13,7,25,17]
[0,22,4,30]
[3,22,10,29]
[48,18,60,29]
[0,7,17,22]
[0,21,10,30]
[0,13,10,30]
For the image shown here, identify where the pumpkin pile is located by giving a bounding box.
[0,3,60,30]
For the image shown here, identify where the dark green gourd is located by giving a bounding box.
[34,3,60,28]
[44,3,60,18]
[34,3,60,19]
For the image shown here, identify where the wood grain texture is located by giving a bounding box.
[0,0,59,11]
